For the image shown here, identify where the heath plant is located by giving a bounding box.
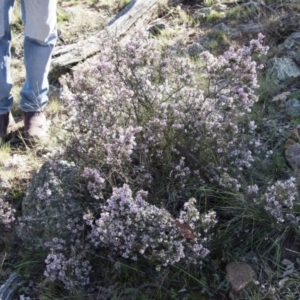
[63,34,262,201]
[61,32,269,201]
[256,177,300,227]
[40,31,300,293]
[206,10,224,23]
[44,236,91,290]
[83,184,215,269]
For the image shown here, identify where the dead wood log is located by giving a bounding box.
[52,0,173,69]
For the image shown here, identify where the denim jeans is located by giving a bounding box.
[0,0,57,114]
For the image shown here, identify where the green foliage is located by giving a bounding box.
[206,10,224,23]
[0,141,10,166]
[203,0,219,7]
[118,0,132,11]
[14,250,47,280]
[57,8,71,23]
[205,30,232,54]
[290,91,300,100]
[226,5,256,21]
[87,0,131,11]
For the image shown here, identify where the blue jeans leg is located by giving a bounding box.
[0,0,14,115]
[20,34,57,112]
[20,0,57,112]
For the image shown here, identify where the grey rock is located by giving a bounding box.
[285,98,300,117]
[199,36,213,49]
[266,57,300,84]
[212,3,227,12]
[290,52,300,65]
[16,160,83,249]
[211,23,239,39]
[187,43,205,58]
[193,8,211,20]
[285,142,300,170]
[279,32,300,51]
[278,32,300,65]
[148,22,166,35]
[242,1,260,11]
[289,128,300,143]
[226,261,256,293]
[169,45,188,57]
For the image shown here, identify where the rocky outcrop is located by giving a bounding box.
[266,30,300,88]
[266,57,300,85]
[16,160,83,249]
[285,98,300,118]
[285,141,300,171]
[192,3,227,21]
[211,23,239,39]
[278,32,300,65]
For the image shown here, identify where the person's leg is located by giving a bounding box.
[0,0,15,140]
[20,0,57,139]
[20,0,57,112]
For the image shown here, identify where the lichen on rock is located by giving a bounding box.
[16,160,84,249]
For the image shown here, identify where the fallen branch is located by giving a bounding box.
[52,0,173,69]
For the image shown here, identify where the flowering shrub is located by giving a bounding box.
[84,184,215,269]
[48,31,274,290]
[258,177,299,224]
[61,31,269,204]
[42,183,216,289]
[44,219,91,290]
[82,167,106,200]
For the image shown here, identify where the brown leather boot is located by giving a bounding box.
[23,111,48,140]
[0,112,15,142]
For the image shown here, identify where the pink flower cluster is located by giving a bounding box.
[61,32,269,199]
[0,198,15,228]
[53,31,273,289]
[44,222,91,290]
[261,177,298,224]
[84,184,212,267]
[82,167,106,200]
